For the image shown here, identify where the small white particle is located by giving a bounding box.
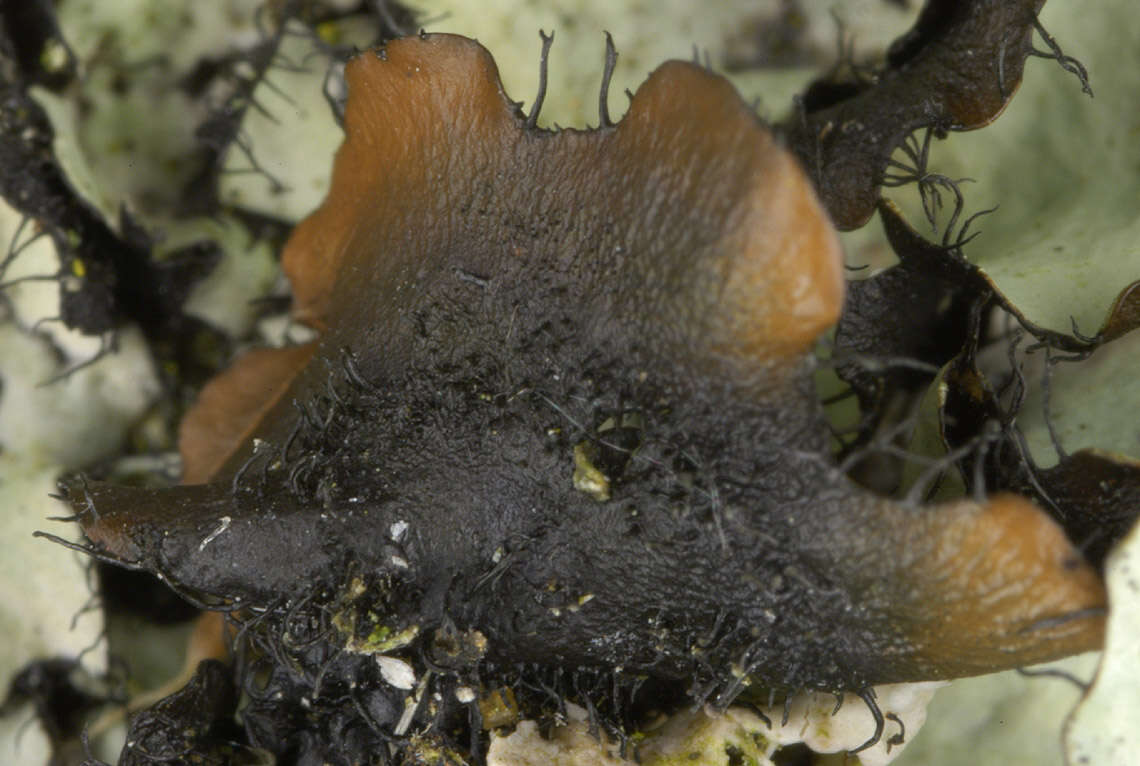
[456,686,477,704]
[198,516,232,552]
[390,520,409,541]
[376,656,416,689]
[391,555,410,569]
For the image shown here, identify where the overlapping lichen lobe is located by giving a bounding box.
[1099,279,1140,341]
[606,62,844,372]
[787,0,1048,230]
[68,31,1117,729]
[178,342,318,485]
[283,34,522,333]
[175,36,525,485]
[859,493,1106,682]
[889,0,1043,127]
[278,34,844,385]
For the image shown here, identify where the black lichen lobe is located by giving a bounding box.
[67,32,1104,763]
[779,0,1062,230]
[118,660,261,766]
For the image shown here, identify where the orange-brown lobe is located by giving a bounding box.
[178,342,317,484]
[874,493,1105,679]
[1099,280,1140,342]
[604,60,844,367]
[283,37,520,330]
[186,34,842,484]
[722,152,845,363]
[281,35,843,378]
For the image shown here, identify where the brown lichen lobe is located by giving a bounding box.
[286,34,845,372]
[82,33,1103,708]
[178,342,317,485]
[281,33,1100,677]
[177,34,847,484]
[875,494,1105,680]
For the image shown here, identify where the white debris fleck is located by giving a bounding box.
[198,516,232,552]
[772,684,944,766]
[376,656,416,690]
[390,555,410,569]
[456,686,477,704]
[389,520,409,541]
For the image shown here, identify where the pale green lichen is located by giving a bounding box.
[423,0,917,129]
[1065,522,1140,764]
[354,624,421,654]
[894,654,1099,766]
[170,215,280,339]
[216,19,355,223]
[1017,328,1140,466]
